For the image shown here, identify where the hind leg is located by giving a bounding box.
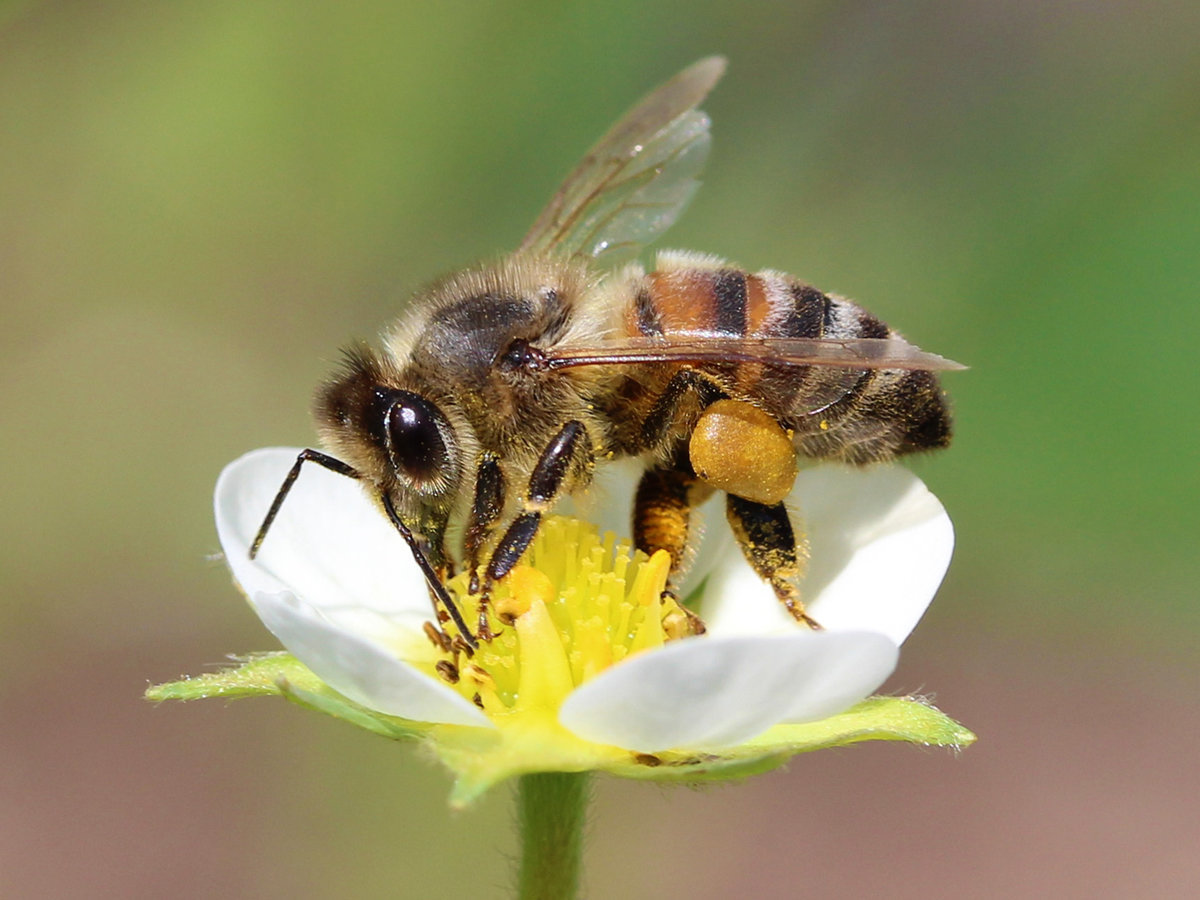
[725,494,818,629]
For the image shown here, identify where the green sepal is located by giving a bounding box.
[606,695,974,784]
[148,657,973,804]
[145,652,429,740]
[443,695,972,805]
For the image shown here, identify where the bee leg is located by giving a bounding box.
[480,421,592,640]
[640,369,727,450]
[380,493,478,650]
[464,452,505,595]
[632,464,715,635]
[436,541,457,580]
[725,494,819,629]
[249,448,360,559]
[416,523,456,628]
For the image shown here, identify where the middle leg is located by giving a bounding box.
[632,463,715,634]
[479,420,593,638]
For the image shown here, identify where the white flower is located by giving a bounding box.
[212,447,954,767]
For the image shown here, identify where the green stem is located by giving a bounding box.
[515,772,590,900]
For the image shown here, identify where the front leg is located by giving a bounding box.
[479,421,593,637]
[464,451,505,595]
[378,493,478,649]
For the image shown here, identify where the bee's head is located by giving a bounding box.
[315,344,464,501]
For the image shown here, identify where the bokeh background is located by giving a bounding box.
[3,1,1197,897]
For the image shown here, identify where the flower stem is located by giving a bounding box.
[515,772,590,900]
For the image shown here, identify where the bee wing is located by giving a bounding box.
[518,56,726,267]
[545,335,967,372]
[546,335,963,418]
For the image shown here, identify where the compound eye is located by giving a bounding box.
[379,390,451,488]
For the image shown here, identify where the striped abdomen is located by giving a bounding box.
[625,260,951,464]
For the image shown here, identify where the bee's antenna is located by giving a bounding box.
[250,448,478,652]
[381,492,478,651]
[250,449,360,559]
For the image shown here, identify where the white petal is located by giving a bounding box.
[215,448,433,633]
[559,631,897,752]
[701,466,953,644]
[253,589,491,727]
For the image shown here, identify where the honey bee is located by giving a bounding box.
[250,57,960,648]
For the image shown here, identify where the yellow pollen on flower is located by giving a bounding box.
[662,609,691,641]
[416,516,684,725]
[493,567,551,622]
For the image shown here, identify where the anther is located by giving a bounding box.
[462,663,495,689]
[424,621,453,652]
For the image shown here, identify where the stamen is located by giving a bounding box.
[411,516,692,724]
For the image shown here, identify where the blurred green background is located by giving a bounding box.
[2,1,1197,897]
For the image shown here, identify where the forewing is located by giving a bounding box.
[519,56,726,267]
[546,336,963,416]
[546,336,966,371]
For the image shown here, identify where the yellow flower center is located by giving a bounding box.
[412,516,687,725]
